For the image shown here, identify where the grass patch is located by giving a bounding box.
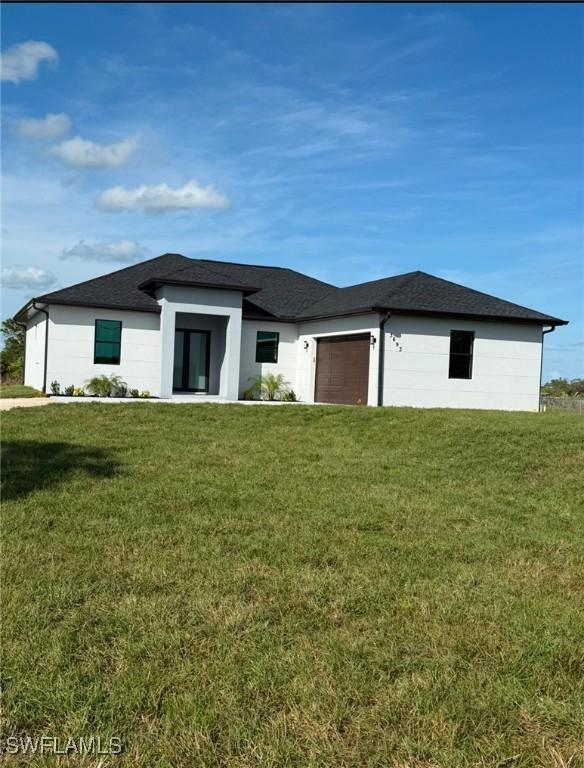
[0,384,44,399]
[2,404,583,767]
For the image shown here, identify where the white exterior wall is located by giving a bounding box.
[239,320,298,397]
[25,294,543,411]
[24,311,47,391]
[382,314,543,411]
[157,285,242,399]
[297,313,380,405]
[176,312,227,396]
[41,305,161,394]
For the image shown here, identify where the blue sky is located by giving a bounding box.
[2,3,582,379]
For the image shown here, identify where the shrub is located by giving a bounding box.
[85,374,127,398]
[139,390,150,398]
[242,388,255,401]
[50,380,61,396]
[73,387,85,397]
[282,389,298,402]
[114,383,128,398]
[64,385,75,396]
[248,373,288,401]
[129,389,140,398]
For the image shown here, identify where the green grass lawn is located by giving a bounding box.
[2,404,583,767]
[0,384,44,398]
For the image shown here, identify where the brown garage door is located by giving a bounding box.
[315,334,370,405]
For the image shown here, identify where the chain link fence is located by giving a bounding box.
[540,396,584,415]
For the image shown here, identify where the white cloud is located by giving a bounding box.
[1,41,58,83]
[61,239,146,263]
[50,136,139,168]
[15,112,71,140]
[96,180,230,213]
[1,266,56,289]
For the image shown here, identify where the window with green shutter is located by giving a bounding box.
[255,331,279,363]
[94,320,122,365]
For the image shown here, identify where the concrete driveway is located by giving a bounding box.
[0,398,52,411]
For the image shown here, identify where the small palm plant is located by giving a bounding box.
[248,373,288,401]
[85,374,127,397]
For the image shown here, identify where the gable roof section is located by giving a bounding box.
[298,270,567,325]
[137,258,261,294]
[296,271,420,319]
[28,253,192,314]
[193,259,335,317]
[375,271,564,324]
[17,254,567,326]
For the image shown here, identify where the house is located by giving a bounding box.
[15,253,567,411]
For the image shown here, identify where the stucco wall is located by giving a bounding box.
[24,311,47,391]
[41,305,161,394]
[297,313,380,405]
[239,320,298,397]
[176,312,227,396]
[26,296,544,411]
[157,285,243,399]
[382,314,543,411]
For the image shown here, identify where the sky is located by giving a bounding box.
[1,3,583,380]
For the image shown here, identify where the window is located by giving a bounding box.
[94,320,121,364]
[255,331,279,363]
[449,330,474,379]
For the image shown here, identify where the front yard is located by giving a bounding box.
[0,384,44,398]
[2,404,583,767]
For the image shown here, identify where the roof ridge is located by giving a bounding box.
[376,270,424,305]
[195,256,291,271]
[194,257,336,289]
[408,271,555,318]
[294,270,421,320]
[35,253,188,301]
[338,270,422,292]
[155,259,236,283]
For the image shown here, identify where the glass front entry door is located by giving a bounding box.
[173,329,210,392]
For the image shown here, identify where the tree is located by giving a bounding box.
[541,377,584,397]
[0,318,25,383]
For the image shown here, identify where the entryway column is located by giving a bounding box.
[159,299,176,398]
[220,311,242,400]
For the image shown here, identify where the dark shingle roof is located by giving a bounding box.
[374,271,564,324]
[193,259,335,317]
[19,254,567,326]
[31,254,193,313]
[297,270,567,325]
[296,271,420,319]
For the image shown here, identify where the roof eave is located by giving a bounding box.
[13,299,37,323]
[294,306,379,322]
[139,278,259,295]
[373,305,568,326]
[22,297,161,315]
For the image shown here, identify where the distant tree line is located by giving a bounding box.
[541,377,584,398]
[1,318,25,383]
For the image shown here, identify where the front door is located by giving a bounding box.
[173,329,210,392]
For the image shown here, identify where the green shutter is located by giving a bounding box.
[94,320,121,364]
[255,331,279,363]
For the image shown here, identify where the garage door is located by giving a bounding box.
[314,334,370,405]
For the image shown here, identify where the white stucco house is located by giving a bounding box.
[15,253,567,411]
